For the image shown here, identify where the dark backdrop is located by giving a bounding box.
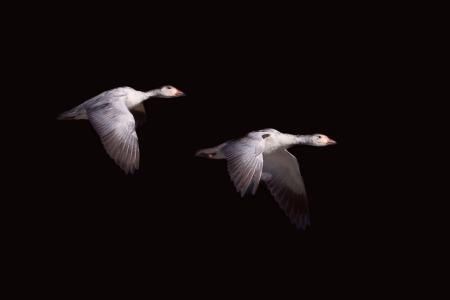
[19,4,385,284]
[43,49,358,256]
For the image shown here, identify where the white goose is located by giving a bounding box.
[195,128,337,230]
[58,86,185,174]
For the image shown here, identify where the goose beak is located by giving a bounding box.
[175,90,185,96]
[326,138,337,145]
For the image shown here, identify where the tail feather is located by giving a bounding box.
[58,116,76,120]
[195,143,226,159]
[57,111,76,120]
[57,107,86,120]
[195,148,217,158]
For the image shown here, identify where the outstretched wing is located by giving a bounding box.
[261,150,310,230]
[222,132,266,197]
[86,98,139,174]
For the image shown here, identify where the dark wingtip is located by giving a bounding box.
[294,214,310,230]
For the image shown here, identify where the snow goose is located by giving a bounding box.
[58,86,185,174]
[195,128,337,230]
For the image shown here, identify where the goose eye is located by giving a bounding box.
[167,87,171,89]
[318,136,322,138]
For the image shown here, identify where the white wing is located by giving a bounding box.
[86,96,139,174]
[222,132,266,197]
[262,150,310,229]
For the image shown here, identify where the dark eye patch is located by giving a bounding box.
[262,134,270,139]
[167,87,172,89]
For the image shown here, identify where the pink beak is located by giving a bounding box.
[326,138,337,145]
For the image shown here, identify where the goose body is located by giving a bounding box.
[58,85,184,174]
[195,128,337,230]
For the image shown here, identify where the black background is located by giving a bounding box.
[15,3,393,286]
[44,50,360,255]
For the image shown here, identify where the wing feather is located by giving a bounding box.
[262,150,311,229]
[86,99,139,174]
[223,132,266,197]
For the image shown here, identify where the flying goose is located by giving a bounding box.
[58,86,185,174]
[195,128,337,230]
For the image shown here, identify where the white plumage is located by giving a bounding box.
[58,85,184,174]
[195,128,337,230]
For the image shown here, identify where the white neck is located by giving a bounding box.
[294,135,310,145]
[278,134,312,149]
[143,89,158,99]
[126,89,159,109]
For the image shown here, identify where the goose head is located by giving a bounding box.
[157,85,185,98]
[308,134,337,146]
